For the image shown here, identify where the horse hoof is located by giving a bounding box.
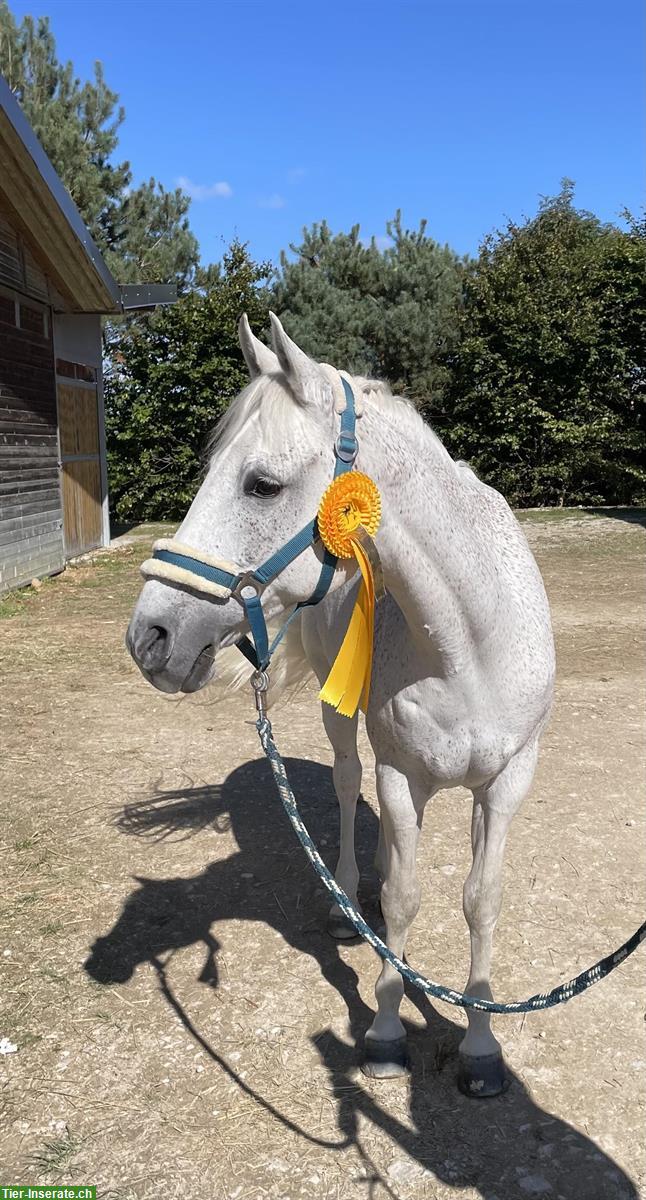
[361,1036,410,1079]
[457,1050,509,1098]
[326,907,360,940]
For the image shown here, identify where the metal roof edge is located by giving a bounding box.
[119,283,178,310]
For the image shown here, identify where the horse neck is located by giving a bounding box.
[358,400,501,674]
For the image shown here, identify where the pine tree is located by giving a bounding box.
[104,178,198,287]
[0,1,198,288]
[273,212,466,415]
[0,3,129,249]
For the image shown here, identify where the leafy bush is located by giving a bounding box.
[105,243,271,522]
[443,185,646,506]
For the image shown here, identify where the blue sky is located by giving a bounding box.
[9,0,645,267]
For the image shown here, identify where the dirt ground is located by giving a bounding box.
[1,510,645,1200]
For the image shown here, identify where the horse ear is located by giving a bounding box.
[238,314,279,378]
[269,311,326,406]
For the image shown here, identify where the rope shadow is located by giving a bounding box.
[84,756,638,1200]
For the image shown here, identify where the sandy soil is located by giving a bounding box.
[1,510,644,1200]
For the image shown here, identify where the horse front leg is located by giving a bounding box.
[362,762,422,1078]
[374,818,388,881]
[459,740,539,1097]
[321,705,362,939]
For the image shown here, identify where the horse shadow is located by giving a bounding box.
[84,756,638,1200]
[584,507,646,527]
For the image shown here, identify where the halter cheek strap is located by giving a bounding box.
[139,377,359,671]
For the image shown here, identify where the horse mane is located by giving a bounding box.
[207,373,327,460]
[208,366,461,479]
[348,374,460,474]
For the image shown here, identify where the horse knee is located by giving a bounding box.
[381,878,421,932]
[463,871,501,934]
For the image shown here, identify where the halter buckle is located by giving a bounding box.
[334,431,359,464]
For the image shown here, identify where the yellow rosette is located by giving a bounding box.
[316,472,382,718]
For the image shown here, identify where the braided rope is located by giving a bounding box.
[257,715,646,1015]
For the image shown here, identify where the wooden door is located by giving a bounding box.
[57,375,103,557]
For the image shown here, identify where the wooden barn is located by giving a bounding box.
[0,75,174,593]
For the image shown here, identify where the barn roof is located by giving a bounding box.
[0,74,175,314]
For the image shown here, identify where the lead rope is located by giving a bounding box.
[250,674,646,1015]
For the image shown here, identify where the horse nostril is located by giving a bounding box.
[134,623,173,672]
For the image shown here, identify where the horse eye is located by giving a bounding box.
[247,477,282,499]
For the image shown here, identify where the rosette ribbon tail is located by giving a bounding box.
[319,531,377,718]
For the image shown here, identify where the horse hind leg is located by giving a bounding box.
[459,739,539,1098]
[321,704,363,940]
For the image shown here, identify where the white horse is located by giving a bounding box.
[127,314,555,1096]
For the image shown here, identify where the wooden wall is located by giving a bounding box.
[0,287,65,590]
[0,212,49,302]
[0,211,109,592]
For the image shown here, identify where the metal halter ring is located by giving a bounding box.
[250,668,270,717]
[233,572,264,603]
[251,669,270,694]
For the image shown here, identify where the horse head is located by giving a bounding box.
[126,315,357,694]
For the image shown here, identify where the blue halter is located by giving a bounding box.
[149,378,359,672]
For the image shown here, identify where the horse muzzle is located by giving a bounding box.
[126,578,231,693]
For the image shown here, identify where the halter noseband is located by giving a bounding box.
[140,377,360,673]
